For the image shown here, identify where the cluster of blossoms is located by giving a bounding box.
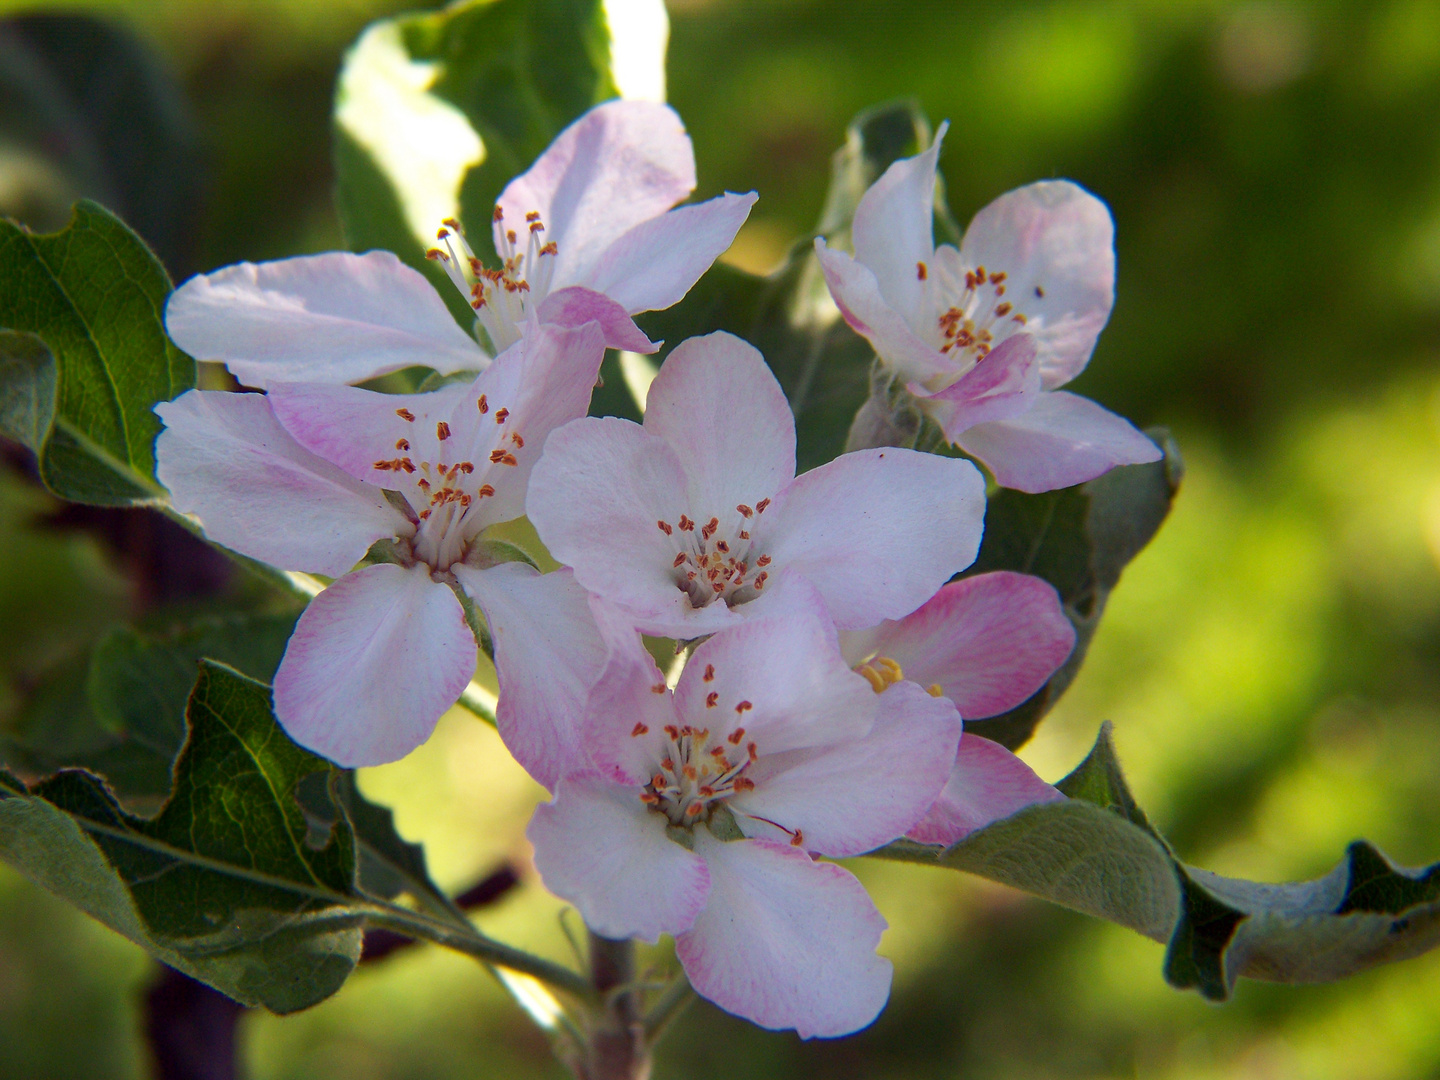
[156,100,1148,1037]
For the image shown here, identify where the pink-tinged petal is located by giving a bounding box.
[673,580,876,754]
[536,285,658,354]
[756,448,986,630]
[850,122,947,326]
[583,600,685,786]
[497,100,695,287]
[528,773,710,943]
[165,251,488,389]
[908,733,1065,846]
[272,563,475,766]
[527,416,736,636]
[844,572,1075,719]
[453,563,609,789]
[643,332,796,515]
[585,192,758,314]
[952,390,1162,494]
[959,180,1114,389]
[911,333,1040,438]
[735,681,960,857]
[678,834,891,1039]
[155,390,407,576]
[814,240,954,385]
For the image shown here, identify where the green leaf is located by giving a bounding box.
[961,430,1184,750]
[0,200,195,504]
[868,724,1440,999]
[0,662,364,1013]
[0,329,56,451]
[635,101,938,471]
[334,0,661,313]
[3,612,299,803]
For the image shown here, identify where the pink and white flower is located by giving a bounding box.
[841,571,1074,845]
[526,330,988,638]
[154,322,606,767]
[528,584,962,1037]
[166,100,756,388]
[814,125,1161,493]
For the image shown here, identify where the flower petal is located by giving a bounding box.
[952,390,1162,494]
[453,563,610,790]
[678,834,892,1039]
[535,286,658,354]
[642,331,796,515]
[585,192,758,314]
[165,251,488,389]
[272,563,475,766]
[757,448,987,629]
[155,390,407,576]
[850,122,947,327]
[673,579,876,755]
[527,415,733,635]
[910,332,1040,439]
[528,772,711,943]
[814,239,953,385]
[907,733,1065,846]
[959,180,1114,389]
[735,680,960,857]
[840,571,1075,719]
[496,100,695,287]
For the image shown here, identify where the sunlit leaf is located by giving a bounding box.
[869,724,1440,999]
[0,662,364,1013]
[0,200,194,504]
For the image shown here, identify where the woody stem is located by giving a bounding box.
[578,933,650,1080]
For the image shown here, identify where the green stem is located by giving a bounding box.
[642,974,695,1041]
[363,903,593,1000]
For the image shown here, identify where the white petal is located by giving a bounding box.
[165,251,488,389]
[678,834,892,1039]
[155,390,406,576]
[959,180,1114,389]
[585,192,758,314]
[272,563,475,766]
[528,773,710,943]
[952,390,1162,494]
[642,331,795,515]
[850,123,947,327]
[453,563,609,790]
[757,447,987,629]
[911,332,1040,439]
[735,680,960,857]
[496,100,695,287]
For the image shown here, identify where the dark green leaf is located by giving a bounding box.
[3,612,298,802]
[0,200,195,504]
[0,329,55,451]
[0,662,364,1013]
[962,430,1184,750]
[868,724,1440,999]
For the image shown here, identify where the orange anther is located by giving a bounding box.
[736,504,753,517]
[728,728,745,744]
[673,552,686,567]
[511,432,524,447]
[685,802,704,817]
[395,438,410,451]
[703,664,715,682]
[790,829,805,847]
[651,682,667,694]
[631,722,649,737]
[657,520,674,535]
[734,700,752,714]
[733,776,755,792]
[756,498,770,513]
[396,408,416,422]
[917,261,928,280]
[477,484,495,498]
[436,421,451,441]
[706,692,719,708]
[477,394,488,414]
[495,407,510,423]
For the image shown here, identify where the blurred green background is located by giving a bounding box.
[4,0,1440,1077]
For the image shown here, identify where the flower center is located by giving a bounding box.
[427,210,559,355]
[915,257,1033,389]
[656,499,774,610]
[638,717,759,827]
[372,392,525,572]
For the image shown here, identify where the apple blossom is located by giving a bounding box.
[526,330,989,638]
[528,584,962,1037]
[154,321,605,766]
[165,100,756,388]
[814,124,1161,493]
[841,571,1074,845]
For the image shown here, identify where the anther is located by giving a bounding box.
[735,700,752,714]
[477,395,488,414]
[737,504,753,517]
[756,498,770,514]
[495,407,510,423]
[651,682,667,694]
[917,261,928,280]
[790,829,805,848]
[706,692,718,708]
[436,421,451,440]
[511,433,524,447]
[477,484,495,498]
[673,553,686,567]
[685,802,704,818]
[657,520,674,535]
[927,684,945,697]
[396,408,415,422]
[703,664,715,682]
[728,728,745,744]
[631,722,649,737]
[756,555,771,567]
[395,438,410,451]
